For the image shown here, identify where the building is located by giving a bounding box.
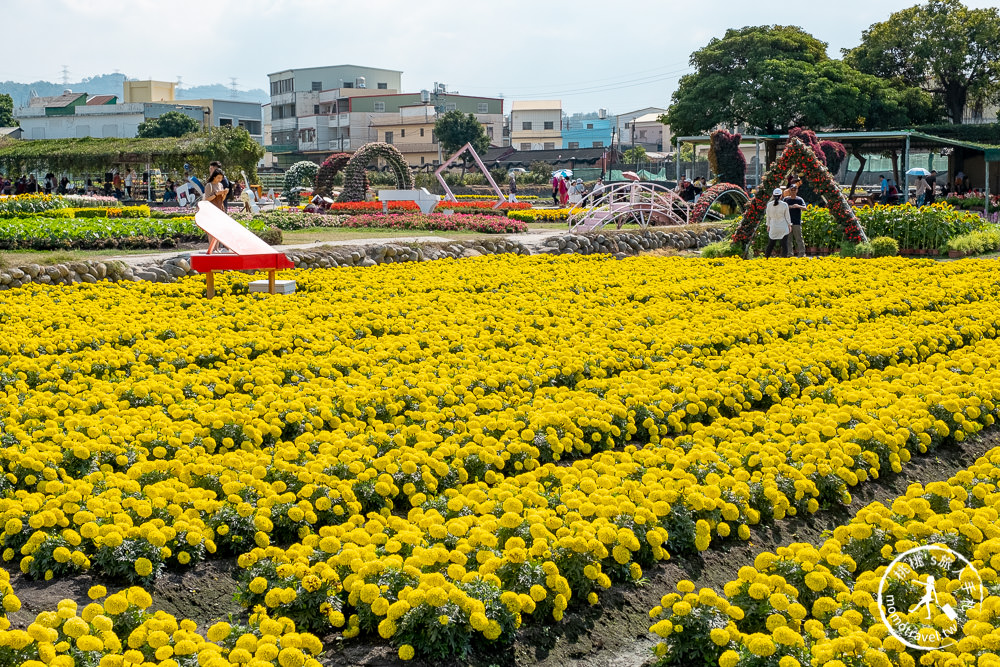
[265,65,501,168]
[628,113,670,152]
[615,107,668,147]
[124,80,263,142]
[509,100,562,151]
[14,91,206,140]
[267,64,403,154]
[0,127,23,140]
[561,117,613,150]
[13,81,263,142]
[364,94,503,168]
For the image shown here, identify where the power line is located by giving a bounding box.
[467,59,693,93]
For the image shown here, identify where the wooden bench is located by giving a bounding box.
[190,202,294,298]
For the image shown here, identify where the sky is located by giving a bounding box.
[1,0,998,115]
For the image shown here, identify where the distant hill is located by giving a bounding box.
[0,73,267,107]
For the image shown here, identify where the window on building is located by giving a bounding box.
[486,126,493,138]
[311,81,322,92]
[568,142,579,149]
[377,82,388,89]
[239,120,262,135]
[592,141,604,148]
[520,143,531,150]
[522,121,532,130]
[544,121,554,130]
[431,131,436,143]
[313,105,320,114]
[445,102,456,111]
[639,130,647,139]
[270,78,294,95]
[219,118,233,127]
[543,142,555,150]
[400,129,405,138]
[385,131,393,144]
[419,128,424,137]
[477,103,488,113]
[420,156,425,164]
[343,81,354,88]
[586,123,594,129]
[374,102,385,112]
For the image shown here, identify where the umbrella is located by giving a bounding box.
[906,167,931,176]
[621,171,641,181]
[552,169,573,178]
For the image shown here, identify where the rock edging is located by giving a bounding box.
[0,227,728,291]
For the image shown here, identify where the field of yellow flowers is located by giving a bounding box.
[0,254,999,666]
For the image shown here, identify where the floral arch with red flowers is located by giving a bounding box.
[314,152,352,199]
[336,142,414,203]
[732,137,867,253]
[689,182,750,224]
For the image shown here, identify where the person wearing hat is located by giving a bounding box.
[764,187,792,258]
[783,183,807,257]
[569,178,586,205]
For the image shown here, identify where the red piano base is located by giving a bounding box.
[190,253,295,298]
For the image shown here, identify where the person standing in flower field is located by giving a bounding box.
[914,175,929,206]
[925,170,938,204]
[783,183,807,257]
[551,173,560,205]
[508,172,518,203]
[764,187,791,258]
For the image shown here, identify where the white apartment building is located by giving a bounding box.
[509,100,562,151]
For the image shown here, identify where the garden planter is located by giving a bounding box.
[948,250,965,258]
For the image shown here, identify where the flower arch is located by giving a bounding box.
[283,161,319,199]
[732,138,867,253]
[337,142,414,203]
[690,183,749,224]
[314,152,352,198]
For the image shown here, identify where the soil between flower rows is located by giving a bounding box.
[4,430,995,667]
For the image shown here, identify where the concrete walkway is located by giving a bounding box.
[111,229,568,266]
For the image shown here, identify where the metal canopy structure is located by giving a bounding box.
[674,130,1000,215]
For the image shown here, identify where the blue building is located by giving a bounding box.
[561,117,613,150]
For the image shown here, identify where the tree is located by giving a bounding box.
[434,110,490,174]
[137,111,200,138]
[844,0,1000,123]
[665,25,938,139]
[0,94,16,127]
[622,145,647,163]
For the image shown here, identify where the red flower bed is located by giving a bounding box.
[327,201,419,214]
[341,213,527,234]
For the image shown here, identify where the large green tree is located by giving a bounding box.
[137,110,200,138]
[664,25,937,137]
[434,110,490,173]
[0,94,16,127]
[844,0,1000,124]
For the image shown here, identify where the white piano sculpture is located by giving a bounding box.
[377,188,441,215]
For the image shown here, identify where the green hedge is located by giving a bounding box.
[0,216,273,250]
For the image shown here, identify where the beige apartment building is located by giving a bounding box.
[509,100,562,151]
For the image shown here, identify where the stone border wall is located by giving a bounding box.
[0,227,728,291]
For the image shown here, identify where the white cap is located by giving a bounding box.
[772,188,783,196]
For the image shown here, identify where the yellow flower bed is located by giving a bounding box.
[649,445,1000,667]
[507,207,582,222]
[0,257,997,661]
